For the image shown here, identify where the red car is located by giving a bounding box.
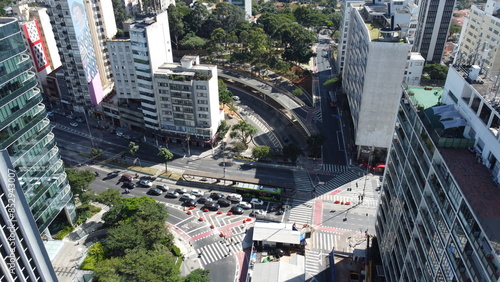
[121,174,134,182]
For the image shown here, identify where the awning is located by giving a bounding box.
[439,110,463,120]
[441,118,469,129]
[431,104,454,114]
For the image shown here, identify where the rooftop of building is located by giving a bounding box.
[408,86,500,255]
[0,17,16,25]
[452,65,500,112]
[352,2,408,43]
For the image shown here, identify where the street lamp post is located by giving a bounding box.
[84,108,96,148]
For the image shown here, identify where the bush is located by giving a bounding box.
[75,204,102,225]
[171,245,182,257]
[53,225,75,240]
[80,242,106,270]
[232,142,247,154]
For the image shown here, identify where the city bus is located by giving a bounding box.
[328,91,337,107]
[233,182,282,201]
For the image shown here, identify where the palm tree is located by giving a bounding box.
[230,120,257,145]
[158,148,174,172]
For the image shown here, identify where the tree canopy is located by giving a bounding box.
[423,64,449,80]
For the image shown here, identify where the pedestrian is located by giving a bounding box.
[356,183,358,188]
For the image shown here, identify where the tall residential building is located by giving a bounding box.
[377,63,500,280]
[83,0,117,97]
[412,0,456,63]
[455,0,500,79]
[11,4,62,72]
[106,11,173,131]
[0,17,75,237]
[153,55,221,144]
[341,2,412,158]
[336,0,419,73]
[43,0,106,113]
[0,150,58,281]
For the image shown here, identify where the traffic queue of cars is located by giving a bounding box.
[117,174,264,214]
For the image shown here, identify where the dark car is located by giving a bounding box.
[210,192,224,200]
[203,202,220,211]
[183,199,197,207]
[269,248,285,258]
[147,188,162,196]
[123,182,135,189]
[197,196,211,204]
[175,187,187,194]
[165,191,179,198]
[217,198,231,207]
[229,206,244,215]
[156,184,169,192]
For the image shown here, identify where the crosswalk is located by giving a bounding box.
[241,107,282,150]
[305,250,322,279]
[315,170,361,196]
[53,123,119,147]
[319,195,378,207]
[293,170,313,192]
[198,232,246,265]
[288,199,314,225]
[321,164,349,174]
[312,232,338,252]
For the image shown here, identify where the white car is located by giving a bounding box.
[190,189,203,197]
[232,96,240,101]
[250,198,264,206]
[139,179,153,187]
[226,193,242,202]
[180,194,196,201]
[237,201,252,209]
[116,132,124,137]
[70,122,79,127]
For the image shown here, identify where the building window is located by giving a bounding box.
[196,85,207,90]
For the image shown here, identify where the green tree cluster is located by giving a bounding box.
[423,64,449,80]
[65,168,95,204]
[252,145,273,159]
[84,197,210,281]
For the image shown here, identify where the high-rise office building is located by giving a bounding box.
[377,63,500,280]
[455,0,500,79]
[106,11,173,131]
[0,17,75,236]
[341,1,412,158]
[43,0,106,113]
[0,150,58,281]
[412,0,456,63]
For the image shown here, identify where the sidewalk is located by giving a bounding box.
[50,202,109,282]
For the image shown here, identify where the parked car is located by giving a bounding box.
[232,96,240,101]
[217,198,231,207]
[165,191,179,198]
[156,184,169,192]
[75,117,84,123]
[123,134,132,140]
[180,194,196,201]
[237,201,252,209]
[175,187,187,194]
[229,206,244,215]
[121,174,134,182]
[250,198,264,206]
[226,193,242,202]
[203,202,220,211]
[210,192,224,200]
[147,188,163,196]
[139,179,153,187]
[250,209,266,217]
[183,199,197,207]
[116,132,124,137]
[70,122,79,127]
[47,111,54,117]
[269,248,285,258]
[197,196,212,204]
[190,189,203,197]
[66,114,74,119]
[123,182,135,189]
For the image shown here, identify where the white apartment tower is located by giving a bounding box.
[154,55,221,143]
[83,0,117,95]
[229,0,252,20]
[107,11,173,130]
[455,0,500,79]
[342,2,412,157]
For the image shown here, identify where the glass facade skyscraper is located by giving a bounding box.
[0,17,75,233]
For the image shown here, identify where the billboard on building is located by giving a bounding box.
[68,0,104,105]
[22,20,50,72]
